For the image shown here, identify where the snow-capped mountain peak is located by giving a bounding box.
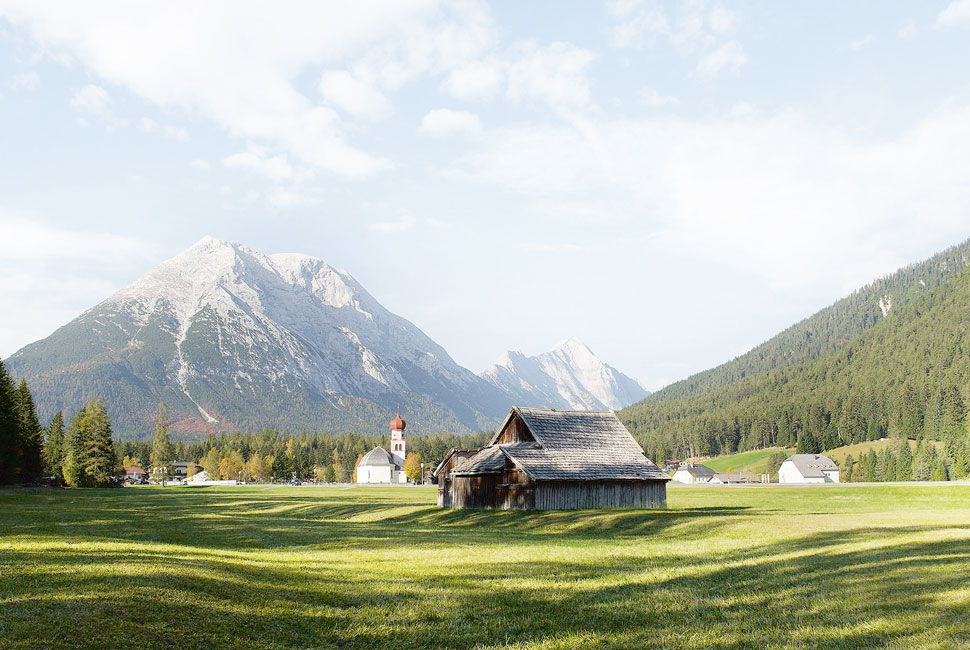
[481,338,649,411]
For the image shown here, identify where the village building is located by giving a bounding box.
[671,463,716,484]
[778,454,840,483]
[434,407,669,510]
[356,410,408,484]
[709,472,753,484]
[123,466,148,483]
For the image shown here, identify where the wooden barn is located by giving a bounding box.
[433,407,670,510]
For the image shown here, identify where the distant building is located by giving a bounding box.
[709,472,753,484]
[435,407,669,510]
[778,454,840,483]
[123,466,148,482]
[671,463,716,484]
[357,411,408,484]
[171,461,202,479]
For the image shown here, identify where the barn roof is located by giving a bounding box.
[359,446,402,468]
[431,448,480,478]
[676,463,715,478]
[452,407,669,482]
[784,454,838,478]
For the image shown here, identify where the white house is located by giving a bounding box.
[778,454,840,483]
[671,463,716,484]
[357,411,409,484]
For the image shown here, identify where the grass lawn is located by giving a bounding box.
[700,448,794,474]
[2,484,969,649]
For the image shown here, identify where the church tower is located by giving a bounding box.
[390,408,406,466]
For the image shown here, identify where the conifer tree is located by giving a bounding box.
[84,400,119,487]
[149,403,174,482]
[62,407,88,487]
[931,456,949,482]
[843,454,855,482]
[897,441,914,481]
[44,412,66,481]
[15,380,44,483]
[0,360,20,485]
[863,450,878,482]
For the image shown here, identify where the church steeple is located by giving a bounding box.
[390,408,406,466]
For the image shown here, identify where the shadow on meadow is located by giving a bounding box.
[2,488,969,649]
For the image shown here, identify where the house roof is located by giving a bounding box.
[675,463,716,478]
[711,472,750,483]
[784,454,838,478]
[123,466,146,474]
[454,407,669,482]
[359,446,402,468]
[431,448,480,478]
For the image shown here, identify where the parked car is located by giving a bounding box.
[290,478,302,486]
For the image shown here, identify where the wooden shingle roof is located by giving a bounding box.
[453,407,669,482]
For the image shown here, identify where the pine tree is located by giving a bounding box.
[44,412,66,481]
[863,450,878,482]
[62,408,88,487]
[83,400,118,487]
[931,456,950,482]
[843,454,855,482]
[323,464,336,483]
[0,360,20,485]
[897,441,914,481]
[15,380,44,483]
[149,403,174,482]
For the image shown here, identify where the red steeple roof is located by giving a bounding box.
[390,408,406,431]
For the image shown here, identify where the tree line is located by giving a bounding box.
[1,360,120,487]
[118,407,489,483]
[619,265,970,481]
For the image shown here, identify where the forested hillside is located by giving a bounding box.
[638,238,970,404]
[619,264,970,479]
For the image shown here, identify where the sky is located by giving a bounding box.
[2,1,970,391]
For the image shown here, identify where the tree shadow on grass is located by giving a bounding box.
[3,488,969,649]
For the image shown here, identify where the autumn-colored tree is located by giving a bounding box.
[404,453,422,482]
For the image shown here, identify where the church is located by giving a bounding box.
[356,410,409,484]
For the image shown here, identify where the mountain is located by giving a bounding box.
[619,262,970,476]
[480,337,648,411]
[638,238,970,405]
[5,236,510,438]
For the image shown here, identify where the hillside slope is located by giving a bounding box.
[619,265,970,476]
[639,238,970,404]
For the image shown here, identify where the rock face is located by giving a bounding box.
[5,236,510,438]
[480,337,649,411]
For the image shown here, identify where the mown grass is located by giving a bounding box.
[701,447,794,474]
[1,484,969,649]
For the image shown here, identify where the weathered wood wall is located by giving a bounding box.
[533,480,666,510]
[493,413,534,445]
[448,476,666,510]
[451,474,501,509]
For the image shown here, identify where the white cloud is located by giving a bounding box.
[319,70,389,121]
[189,159,210,171]
[458,105,970,293]
[506,41,596,108]
[938,0,970,27]
[368,214,414,233]
[69,84,111,113]
[222,145,295,182]
[0,2,496,178]
[898,22,917,40]
[137,117,189,141]
[10,70,39,90]
[608,1,748,77]
[442,60,503,100]
[850,35,875,50]
[637,87,678,108]
[420,109,483,137]
[697,41,747,77]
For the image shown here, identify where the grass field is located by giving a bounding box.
[700,448,794,474]
[2,484,970,649]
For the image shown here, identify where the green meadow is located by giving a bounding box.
[2,484,969,649]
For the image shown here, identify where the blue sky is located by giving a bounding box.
[2,1,970,389]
